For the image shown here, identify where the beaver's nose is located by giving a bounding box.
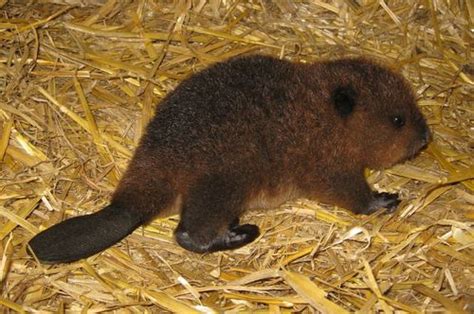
[420,126,432,149]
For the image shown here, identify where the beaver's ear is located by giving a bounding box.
[332,86,357,118]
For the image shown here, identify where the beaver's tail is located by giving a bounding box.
[28,205,142,264]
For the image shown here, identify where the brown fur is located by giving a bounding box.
[113,56,429,217]
[29,55,431,263]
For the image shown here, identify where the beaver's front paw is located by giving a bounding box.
[366,192,400,214]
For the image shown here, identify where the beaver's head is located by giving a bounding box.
[328,58,431,169]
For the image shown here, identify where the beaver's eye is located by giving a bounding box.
[392,115,405,128]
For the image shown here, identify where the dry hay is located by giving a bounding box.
[0,0,473,312]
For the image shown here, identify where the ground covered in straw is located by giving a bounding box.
[1,0,473,312]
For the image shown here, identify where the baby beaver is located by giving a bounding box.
[29,55,431,263]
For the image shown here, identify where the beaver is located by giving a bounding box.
[29,55,431,263]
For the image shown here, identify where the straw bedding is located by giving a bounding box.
[0,0,473,312]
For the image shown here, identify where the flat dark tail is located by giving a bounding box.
[28,205,143,264]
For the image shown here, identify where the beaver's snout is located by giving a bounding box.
[420,126,431,150]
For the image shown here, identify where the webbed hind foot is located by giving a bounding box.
[175,223,260,253]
